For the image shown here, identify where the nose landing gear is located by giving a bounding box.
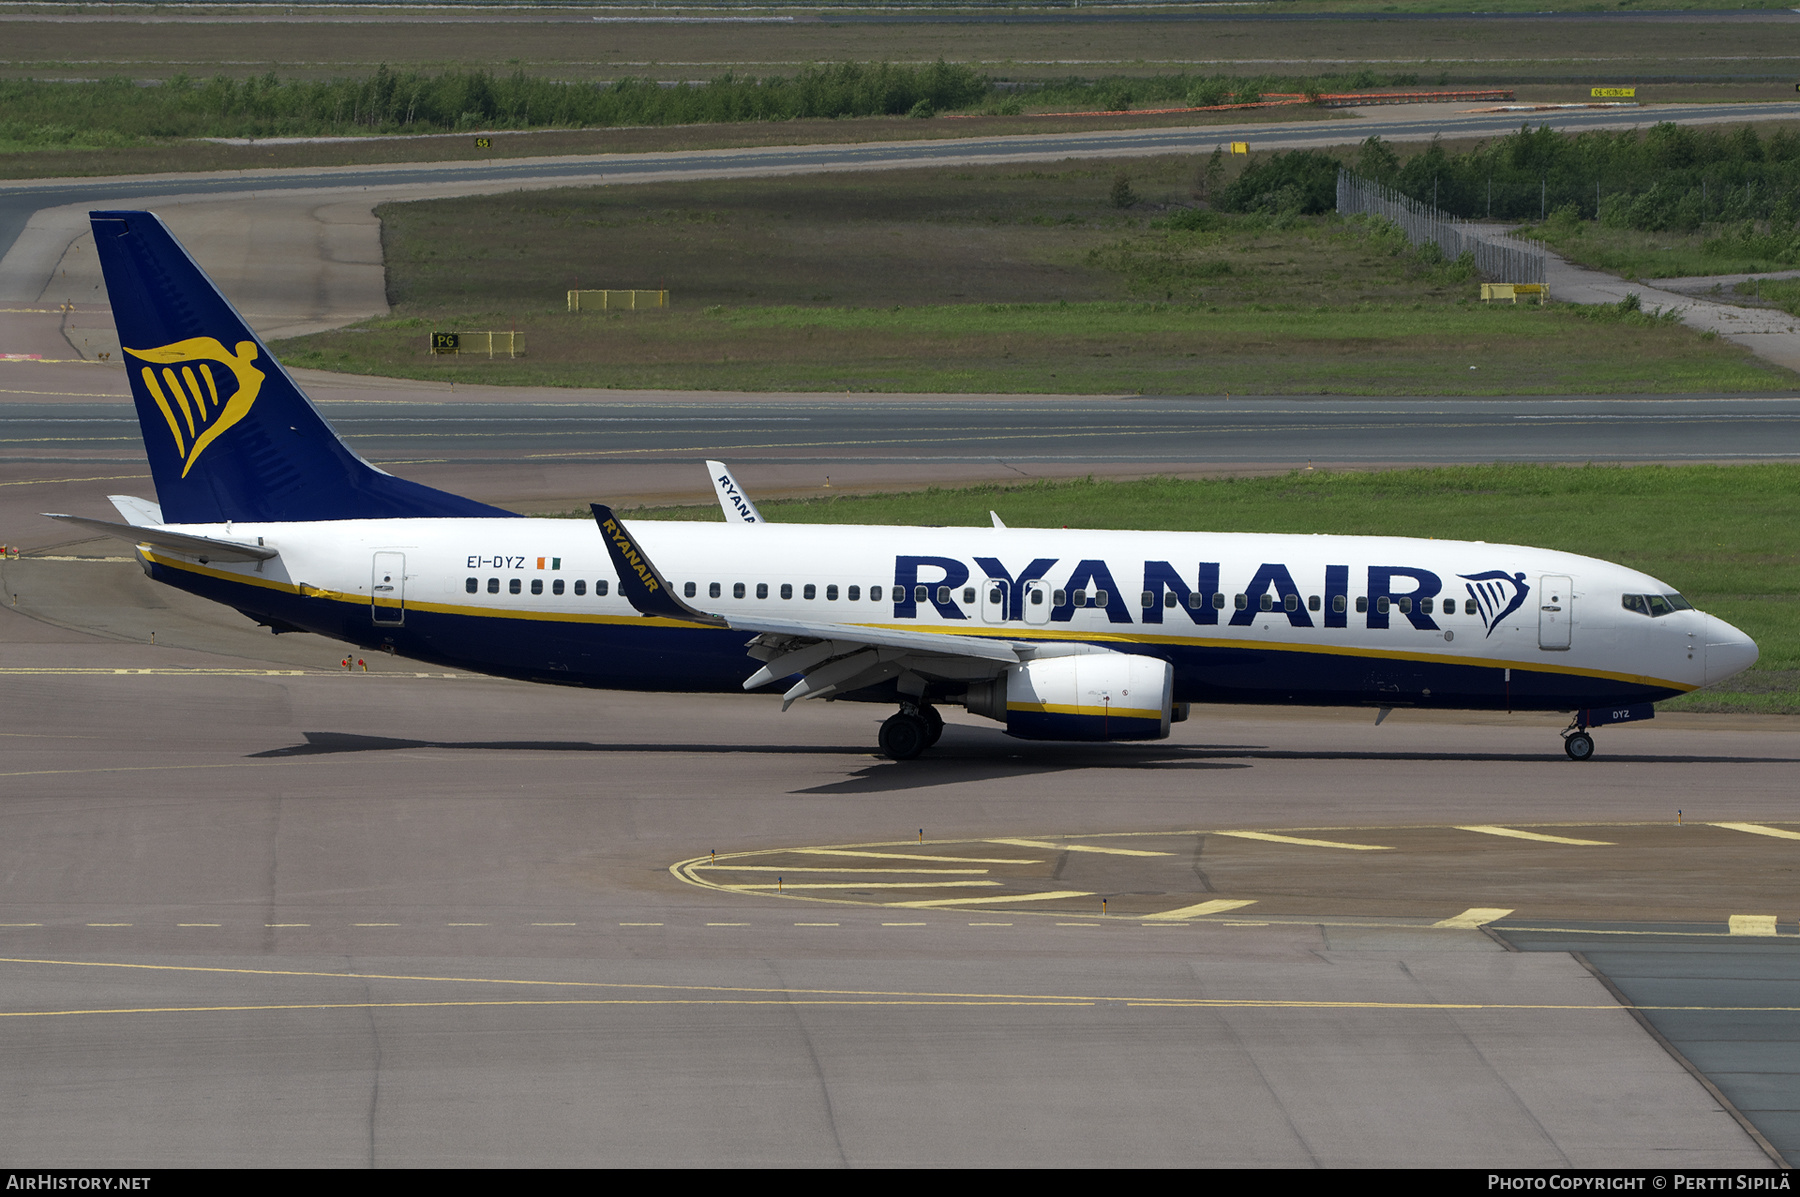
[879,702,943,760]
[1562,729,1595,761]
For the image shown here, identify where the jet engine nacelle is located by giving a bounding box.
[963,653,1174,741]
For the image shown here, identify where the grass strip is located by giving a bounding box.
[276,302,1794,395]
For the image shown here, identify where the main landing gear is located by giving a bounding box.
[879,702,944,761]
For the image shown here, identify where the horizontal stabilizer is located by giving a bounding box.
[108,495,164,527]
[42,513,277,563]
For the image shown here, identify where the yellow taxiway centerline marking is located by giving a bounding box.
[795,922,839,927]
[1458,825,1614,846]
[0,473,149,488]
[1214,831,1394,851]
[531,923,576,927]
[987,838,1174,857]
[1711,822,1800,841]
[891,890,1094,909]
[264,924,310,928]
[1432,907,1516,929]
[1729,915,1779,936]
[353,923,399,927]
[729,881,999,890]
[12,955,1800,1013]
[705,923,748,927]
[787,849,1039,864]
[177,924,221,928]
[1141,899,1259,922]
[695,866,990,874]
[619,922,662,927]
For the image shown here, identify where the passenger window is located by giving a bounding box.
[936,585,950,605]
[1333,595,1346,613]
[848,585,861,601]
[1187,593,1201,609]
[1259,594,1272,612]
[1283,594,1298,612]
[1030,588,1044,606]
[1142,590,1156,609]
[1072,588,1088,607]
[1053,590,1066,606]
[553,579,565,596]
[1094,590,1109,607]
[733,583,745,599]
[756,583,769,600]
[916,585,929,603]
[962,587,975,604]
[709,582,721,599]
[575,580,586,596]
[1421,597,1433,614]
[1308,595,1320,612]
[1235,594,1247,610]
[596,580,609,596]
[1377,596,1390,614]
[488,578,499,594]
[804,584,816,600]
[780,584,793,600]
[826,585,838,601]
[465,577,477,594]
[530,579,544,596]
[684,582,696,598]
[1398,596,1411,614]
[510,579,522,595]
[1356,596,1368,613]
[871,586,882,601]
[1166,592,1178,609]
[988,586,1003,604]
[1212,593,1225,610]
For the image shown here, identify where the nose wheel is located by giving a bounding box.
[1563,730,1595,761]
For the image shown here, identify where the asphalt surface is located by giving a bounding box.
[7,394,1800,538]
[1501,926,1800,1166]
[2,503,1798,1166]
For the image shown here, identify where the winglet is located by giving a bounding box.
[590,504,728,626]
[705,460,765,524]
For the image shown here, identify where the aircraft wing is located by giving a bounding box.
[591,502,1096,708]
[42,513,278,563]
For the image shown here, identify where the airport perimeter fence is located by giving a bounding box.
[1336,169,1547,286]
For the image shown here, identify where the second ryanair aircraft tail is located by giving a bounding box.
[92,210,514,524]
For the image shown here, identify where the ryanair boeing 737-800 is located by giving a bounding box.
[47,211,1759,760]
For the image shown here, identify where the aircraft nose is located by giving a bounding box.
[1704,614,1759,686]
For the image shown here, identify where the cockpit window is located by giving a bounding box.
[1623,593,1692,618]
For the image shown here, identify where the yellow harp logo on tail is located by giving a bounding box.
[124,338,265,477]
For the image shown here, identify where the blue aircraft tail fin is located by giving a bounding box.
[91,210,514,524]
